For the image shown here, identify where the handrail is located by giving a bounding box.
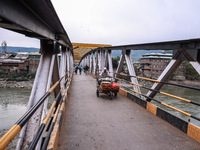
[41,87,68,150]
[117,73,200,91]
[28,79,70,150]
[115,72,200,122]
[116,78,200,107]
[121,86,200,122]
[27,91,62,150]
[0,73,68,150]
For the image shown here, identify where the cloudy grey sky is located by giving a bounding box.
[0,0,200,48]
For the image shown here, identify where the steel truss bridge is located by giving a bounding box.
[0,0,200,150]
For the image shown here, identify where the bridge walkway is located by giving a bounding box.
[57,74,200,150]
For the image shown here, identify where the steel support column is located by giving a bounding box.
[70,51,74,73]
[93,52,96,75]
[66,48,70,78]
[52,55,61,98]
[60,49,67,86]
[125,50,141,96]
[108,50,113,77]
[101,50,105,70]
[98,50,101,75]
[89,54,92,73]
[17,40,54,150]
[115,52,125,77]
[105,50,108,69]
[190,61,200,75]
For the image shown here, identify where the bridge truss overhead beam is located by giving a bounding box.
[106,39,200,51]
[0,0,72,48]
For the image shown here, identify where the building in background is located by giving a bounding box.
[0,52,41,75]
[28,52,40,73]
[0,59,28,74]
[140,52,185,80]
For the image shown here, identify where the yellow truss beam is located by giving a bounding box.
[72,43,112,63]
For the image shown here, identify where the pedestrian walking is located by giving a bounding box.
[85,65,89,75]
[79,66,82,75]
[75,65,78,75]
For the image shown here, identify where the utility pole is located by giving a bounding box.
[1,40,7,53]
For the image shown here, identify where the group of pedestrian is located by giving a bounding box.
[74,65,90,75]
[75,65,82,75]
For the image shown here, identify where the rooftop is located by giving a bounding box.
[141,52,172,59]
[2,59,25,63]
[29,52,41,55]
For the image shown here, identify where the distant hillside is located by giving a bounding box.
[0,46,40,53]
[111,50,163,61]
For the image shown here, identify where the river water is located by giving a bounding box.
[142,84,200,127]
[0,86,199,130]
[155,85,200,127]
[0,88,54,130]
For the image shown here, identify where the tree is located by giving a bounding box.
[183,61,200,80]
[112,56,120,69]
[1,41,7,53]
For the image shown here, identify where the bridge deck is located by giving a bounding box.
[58,75,200,150]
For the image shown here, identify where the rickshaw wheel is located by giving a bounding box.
[114,93,117,97]
[109,91,113,100]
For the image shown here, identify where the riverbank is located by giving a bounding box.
[0,79,199,89]
[139,79,200,88]
[169,80,200,87]
[0,80,33,88]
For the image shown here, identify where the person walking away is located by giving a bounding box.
[79,66,83,75]
[75,65,78,75]
[85,65,89,75]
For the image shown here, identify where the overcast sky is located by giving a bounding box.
[0,0,200,48]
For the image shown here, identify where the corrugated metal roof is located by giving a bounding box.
[0,54,13,59]
[141,52,172,59]
[29,52,41,55]
[3,59,25,63]
[15,54,29,59]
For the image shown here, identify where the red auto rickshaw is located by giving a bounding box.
[96,78,119,100]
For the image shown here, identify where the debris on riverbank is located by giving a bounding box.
[0,80,33,88]
[169,80,200,87]
[0,79,199,89]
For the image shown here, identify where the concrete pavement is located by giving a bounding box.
[57,74,200,150]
